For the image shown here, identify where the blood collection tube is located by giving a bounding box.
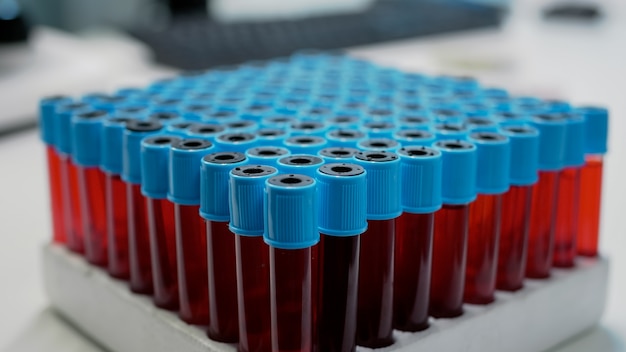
[102,117,135,278]
[261,115,298,129]
[283,136,328,154]
[465,117,498,133]
[526,114,568,278]
[362,121,396,139]
[246,147,290,168]
[215,132,258,153]
[325,129,366,148]
[123,120,165,293]
[318,147,359,163]
[165,121,195,137]
[256,129,289,147]
[576,107,609,256]
[54,101,91,253]
[227,120,259,133]
[39,95,73,244]
[316,163,367,352]
[430,140,477,318]
[396,116,431,130]
[394,146,442,331]
[277,155,324,178]
[228,164,279,351]
[356,138,400,153]
[393,129,436,147]
[434,123,469,141]
[168,138,215,325]
[141,135,181,309]
[353,150,401,348]
[326,115,361,129]
[148,111,184,125]
[463,132,510,304]
[553,115,585,267]
[264,174,319,352]
[71,109,110,266]
[186,123,227,142]
[496,124,539,291]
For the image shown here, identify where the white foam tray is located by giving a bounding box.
[42,244,609,352]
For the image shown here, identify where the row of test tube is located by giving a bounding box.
[39,52,608,352]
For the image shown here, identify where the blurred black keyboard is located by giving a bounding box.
[130,0,503,70]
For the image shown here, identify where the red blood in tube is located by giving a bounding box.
[106,173,130,279]
[78,167,108,266]
[497,185,533,291]
[176,204,210,325]
[207,221,239,342]
[147,198,178,309]
[318,234,360,351]
[356,219,394,348]
[577,155,604,256]
[393,212,433,331]
[47,147,66,244]
[270,246,315,352]
[62,157,84,253]
[127,183,153,294]
[464,194,502,304]
[236,235,271,352]
[553,167,581,267]
[430,204,469,318]
[526,171,559,278]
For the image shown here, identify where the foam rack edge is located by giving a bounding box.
[42,244,609,352]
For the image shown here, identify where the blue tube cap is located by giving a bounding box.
[290,121,327,137]
[256,128,289,146]
[325,129,366,148]
[141,135,181,199]
[165,121,196,137]
[246,146,290,167]
[200,152,248,221]
[529,113,568,171]
[465,117,498,132]
[318,147,360,162]
[283,136,328,155]
[434,140,477,205]
[316,163,368,236]
[229,165,279,236]
[500,124,540,186]
[71,110,108,167]
[101,117,135,174]
[563,114,585,167]
[353,151,402,220]
[122,120,164,184]
[357,138,400,152]
[168,139,215,205]
[397,146,442,213]
[394,129,436,147]
[277,154,325,179]
[396,115,432,129]
[54,102,91,154]
[186,123,227,141]
[468,132,511,195]
[39,95,73,145]
[434,123,469,141]
[362,121,396,139]
[264,174,319,249]
[214,132,258,153]
[576,106,609,155]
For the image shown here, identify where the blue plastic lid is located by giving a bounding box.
[431,108,465,124]
[113,103,151,119]
[214,132,258,152]
[357,138,400,152]
[465,117,498,132]
[246,146,290,167]
[168,139,215,205]
[240,104,273,121]
[290,121,327,137]
[362,121,396,139]
[353,151,402,220]
[261,115,298,129]
[256,128,289,146]
[529,113,568,171]
[277,154,325,178]
[204,109,240,124]
[148,111,183,126]
[186,123,227,141]
[181,103,213,121]
[165,121,195,137]
[492,111,527,124]
[141,135,181,199]
[576,106,609,155]
[396,115,432,129]
[122,120,164,184]
[39,95,73,145]
[434,140,477,205]
[264,174,319,249]
[226,120,259,133]
[101,117,135,174]
[71,110,108,167]
[397,146,442,213]
[325,129,366,148]
[563,114,585,167]
[543,100,571,113]
[283,136,328,154]
[200,152,248,221]
[500,124,540,186]
[393,129,436,147]
[229,165,278,236]
[467,132,511,195]
[84,94,128,112]
[318,147,360,162]
[434,123,469,141]
[54,102,91,154]
[326,114,362,129]
[316,163,368,236]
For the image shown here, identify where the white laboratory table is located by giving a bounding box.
[1,0,625,351]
